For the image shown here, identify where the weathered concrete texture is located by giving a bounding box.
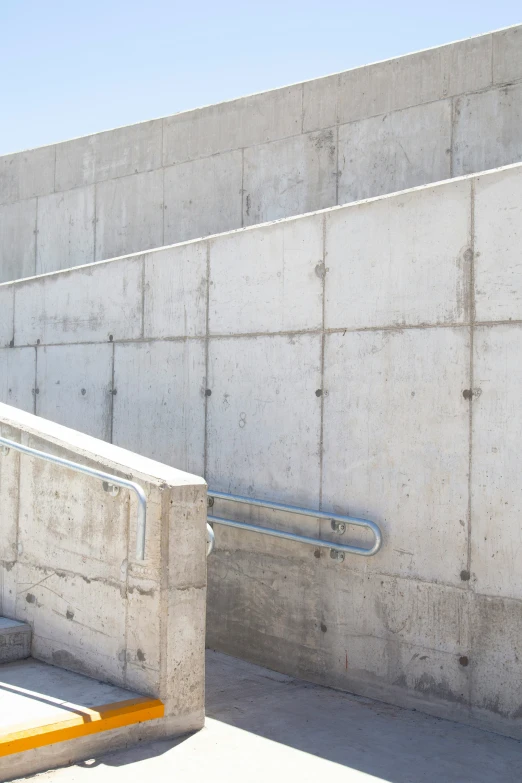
[36,344,113,441]
[0,403,207,742]
[0,347,35,414]
[325,178,471,329]
[338,100,452,203]
[14,257,143,346]
[207,333,322,507]
[474,165,522,322]
[1,163,522,737]
[0,199,36,282]
[0,617,31,662]
[453,83,522,176]
[243,129,337,225]
[209,214,323,335]
[1,25,522,283]
[164,150,243,245]
[94,170,164,262]
[36,187,95,274]
[20,651,522,783]
[112,340,206,475]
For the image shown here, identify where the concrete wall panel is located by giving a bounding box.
[0,26,520,284]
[0,403,207,729]
[0,347,35,413]
[144,244,207,339]
[15,257,143,345]
[36,344,113,440]
[207,333,322,505]
[95,170,164,261]
[474,165,522,322]
[55,120,163,192]
[325,179,471,330]
[209,215,323,335]
[338,34,492,125]
[36,186,95,274]
[0,146,55,207]
[164,151,243,245]
[472,325,522,600]
[493,25,522,84]
[162,85,302,165]
[15,560,127,685]
[322,328,470,584]
[0,286,14,347]
[303,74,338,134]
[0,199,36,283]
[112,340,206,475]
[453,84,522,177]
[243,130,337,226]
[338,101,452,203]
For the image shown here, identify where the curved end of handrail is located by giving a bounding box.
[131,483,148,561]
[206,523,215,557]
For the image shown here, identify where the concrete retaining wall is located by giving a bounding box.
[1,161,522,737]
[0,403,207,732]
[1,25,522,283]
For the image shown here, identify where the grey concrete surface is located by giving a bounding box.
[0,658,143,731]
[0,618,31,663]
[15,651,522,783]
[1,24,522,282]
[2,162,522,736]
[0,403,207,735]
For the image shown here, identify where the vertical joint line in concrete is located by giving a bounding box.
[122,478,131,688]
[34,198,39,275]
[52,145,57,193]
[160,118,165,170]
[300,83,305,134]
[140,258,146,339]
[240,148,245,228]
[466,179,476,580]
[110,340,116,444]
[11,287,16,346]
[203,241,211,477]
[450,98,455,178]
[93,184,97,262]
[490,33,495,87]
[34,345,38,416]
[335,125,340,205]
[162,165,165,246]
[319,213,327,509]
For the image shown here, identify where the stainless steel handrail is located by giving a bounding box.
[206,523,215,557]
[207,490,382,559]
[0,435,148,561]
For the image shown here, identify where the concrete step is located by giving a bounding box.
[0,618,31,664]
[0,658,164,780]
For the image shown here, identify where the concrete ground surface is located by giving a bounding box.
[0,660,144,731]
[14,650,522,783]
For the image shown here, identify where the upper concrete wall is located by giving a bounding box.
[0,403,207,734]
[1,161,522,738]
[0,24,521,283]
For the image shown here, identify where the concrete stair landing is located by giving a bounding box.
[0,619,31,664]
[0,658,163,769]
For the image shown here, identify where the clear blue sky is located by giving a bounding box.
[1,1,520,155]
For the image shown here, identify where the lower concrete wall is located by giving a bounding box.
[0,403,207,730]
[1,162,522,738]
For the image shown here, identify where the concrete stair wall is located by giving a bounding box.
[1,24,522,743]
[0,618,31,663]
[2,159,522,739]
[0,24,522,284]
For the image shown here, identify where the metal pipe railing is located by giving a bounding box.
[207,490,382,560]
[0,435,148,561]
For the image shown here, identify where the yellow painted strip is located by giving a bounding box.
[0,697,164,757]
